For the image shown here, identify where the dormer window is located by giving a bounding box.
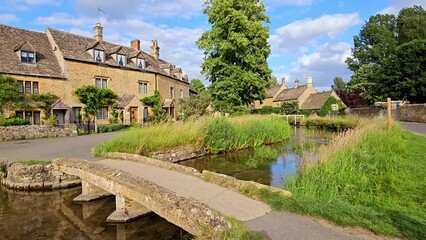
[117,54,126,66]
[136,58,145,69]
[94,49,105,62]
[20,51,36,64]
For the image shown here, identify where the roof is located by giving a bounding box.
[117,94,135,108]
[274,85,308,102]
[162,99,175,108]
[301,91,334,110]
[266,85,283,98]
[0,24,64,78]
[47,28,187,81]
[51,99,70,110]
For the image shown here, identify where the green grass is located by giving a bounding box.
[95,115,292,157]
[305,116,359,130]
[246,122,426,239]
[21,160,51,166]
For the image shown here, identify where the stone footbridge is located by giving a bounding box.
[52,155,290,237]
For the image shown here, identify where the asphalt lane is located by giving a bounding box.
[0,131,123,161]
[400,122,426,135]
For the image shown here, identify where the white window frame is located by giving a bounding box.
[117,54,126,66]
[95,78,108,89]
[20,50,36,64]
[136,58,146,69]
[139,82,148,94]
[94,49,105,62]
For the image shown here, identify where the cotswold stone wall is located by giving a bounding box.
[0,124,77,142]
[395,104,426,123]
[0,161,81,190]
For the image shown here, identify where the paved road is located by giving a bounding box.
[0,132,123,162]
[99,159,368,240]
[400,122,426,135]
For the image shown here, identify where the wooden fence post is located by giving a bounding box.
[387,98,391,131]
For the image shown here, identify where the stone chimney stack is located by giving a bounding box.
[131,39,141,50]
[150,40,160,60]
[307,76,313,88]
[294,79,300,88]
[93,22,103,42]
[281,77,286,87]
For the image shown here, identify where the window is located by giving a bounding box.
[94,49,105,62]
[25,81,31,94]
[117,54,126,66]
[97,107,108,120]
[18,81,24,93]
[143,107,149,122]
[95,78,107,89]
[136,58,145,69]
[139,82,148,93]
[180,89,184,98]
[170,87,174,99]
[33,82,39,94]
[15,111,40,125]
[20,51,36,64]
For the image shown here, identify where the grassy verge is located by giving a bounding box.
[305,116,359,130]
[245,120,426,239]
[95,115,291,157]
[21,160,51,166]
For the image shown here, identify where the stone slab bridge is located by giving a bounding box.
[52,154,291,238]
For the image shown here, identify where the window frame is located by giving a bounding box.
[117,54,127,66]
[15,110,40,125]
[138,81,148,94]
[20,50,36,64]
[95,78,108,89]
[136,58,145,69]
[94,49,105,62]
[97,107,109,120]
[170,87,175,99]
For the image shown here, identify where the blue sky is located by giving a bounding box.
[1,0,425,91]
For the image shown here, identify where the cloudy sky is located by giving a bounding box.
[1,0,425,91]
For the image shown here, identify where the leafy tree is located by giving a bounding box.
[0,75,22,114]
[331,77,347,91]
[197,0,272,112]
[280,101,299,115]
[336,89,368,108]
[179,91,211,119]
[74,85,117,133]
[29,93,58,119]
[190,79,206,93]
[346,6,426,103]
[141,90,165,122]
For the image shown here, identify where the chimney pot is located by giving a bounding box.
[294,79,300,88]
[93,22,103,42]
[307,76,313,87]
[150,40,160,60]
[131,39,141,50]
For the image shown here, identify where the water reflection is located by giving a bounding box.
[0,187,190,240]
[181,127,333,188]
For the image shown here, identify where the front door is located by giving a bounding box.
[53,110,66,125]
[130,107,138,124]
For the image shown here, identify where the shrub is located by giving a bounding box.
[97,124,129,133]
[0,116,30,126]
[204,118,237,153]
[281,101,299,115]
[305,116,359,130]
[43,115,57,126]
[318,97,346,117]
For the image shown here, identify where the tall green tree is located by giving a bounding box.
[190,79,206,93]
[197,0,272,112]
[346,6,426,103]
[0,75,22,114]
[331,77,347,91]
[74,85,117,133]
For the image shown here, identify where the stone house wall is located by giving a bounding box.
[0,124,77,142]
[395,104,426,123]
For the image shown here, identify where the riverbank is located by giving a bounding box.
[95,115,292,161]
[247,119,426,239]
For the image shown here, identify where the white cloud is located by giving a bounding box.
[286,42,352,90]
[0,14,19,22]
[270,13,361,55]
[380,0,426,14]
[74,0,203,19]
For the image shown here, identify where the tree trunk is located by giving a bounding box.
[94,116,98,133]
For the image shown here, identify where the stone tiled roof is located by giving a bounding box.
[47,28,179,77]
[266,85,282,98]
[117,94,136,108]
[301,91,334,110]
[0,24,64,78]
[162,99,175,108]
[274,85,308,102]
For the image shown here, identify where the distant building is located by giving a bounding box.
[0,23,191,125]
[254,77,345,111]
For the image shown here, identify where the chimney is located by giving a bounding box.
[130,39,141,50]
[93,22,103,42]
[307,76,313,88]
[281,77,287,87]
[294,79,300,88]
[150,40,160,60]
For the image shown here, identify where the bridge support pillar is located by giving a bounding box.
[107,194,152,223]
[73,180,113,202]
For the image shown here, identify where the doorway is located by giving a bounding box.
[130,107,138,124]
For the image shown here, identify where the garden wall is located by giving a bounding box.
[0,124,77,142]
[395,104,426,123]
